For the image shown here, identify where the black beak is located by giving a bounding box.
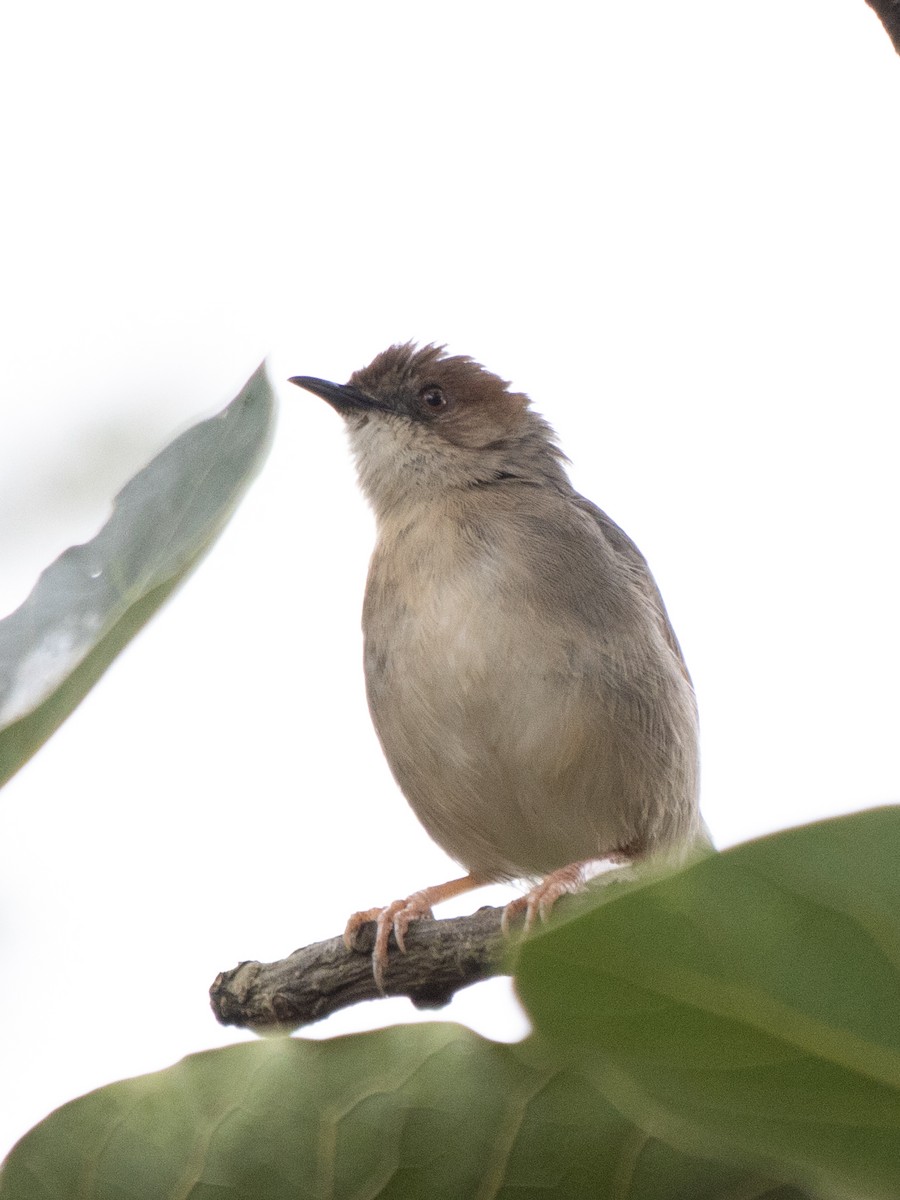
[288,375,386,414]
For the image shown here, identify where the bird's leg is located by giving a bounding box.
[500,862,589,935]
[501,852,644,934]
[344,873,485,991]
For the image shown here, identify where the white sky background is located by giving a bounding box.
[0,0,898,1161]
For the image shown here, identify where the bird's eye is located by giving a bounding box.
[419,385,447,410]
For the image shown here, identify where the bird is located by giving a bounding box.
[290,343,703,987]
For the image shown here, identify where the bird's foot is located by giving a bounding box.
[501,862,587,935]
[344,874,483,991]
[343,892,434,992]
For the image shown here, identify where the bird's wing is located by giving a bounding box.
[572,495,692,682]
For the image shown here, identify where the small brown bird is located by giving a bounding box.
[291,344,703,986]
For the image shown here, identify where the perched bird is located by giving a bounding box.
[290,344,703,986]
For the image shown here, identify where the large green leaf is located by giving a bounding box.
[0,1029,807,1199]
[0,365,275,788]
[517,807,900,1200]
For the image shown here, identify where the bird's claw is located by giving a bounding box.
[344,892,435,991]
[501,863,586,935]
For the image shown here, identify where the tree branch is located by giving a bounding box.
[865,0,900,54]
[210,904,510,1032]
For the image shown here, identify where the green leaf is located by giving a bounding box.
[516,807,900,1200]
[0,1029,808,1199]
[0,365,275,788]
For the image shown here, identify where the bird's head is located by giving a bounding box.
[290,342,567,519]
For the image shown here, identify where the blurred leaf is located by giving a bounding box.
[0,1029,809,1200]
[0,365,275,788]
[517,807,900,1200]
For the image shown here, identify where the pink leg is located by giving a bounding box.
[344,873,485,991]
[501,862,588,934]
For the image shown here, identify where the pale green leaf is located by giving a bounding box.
[0,1029,807,1199]
[517,807,900,1200]
[0,365,275,788]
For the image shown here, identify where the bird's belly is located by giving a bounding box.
[364,597,657,879]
